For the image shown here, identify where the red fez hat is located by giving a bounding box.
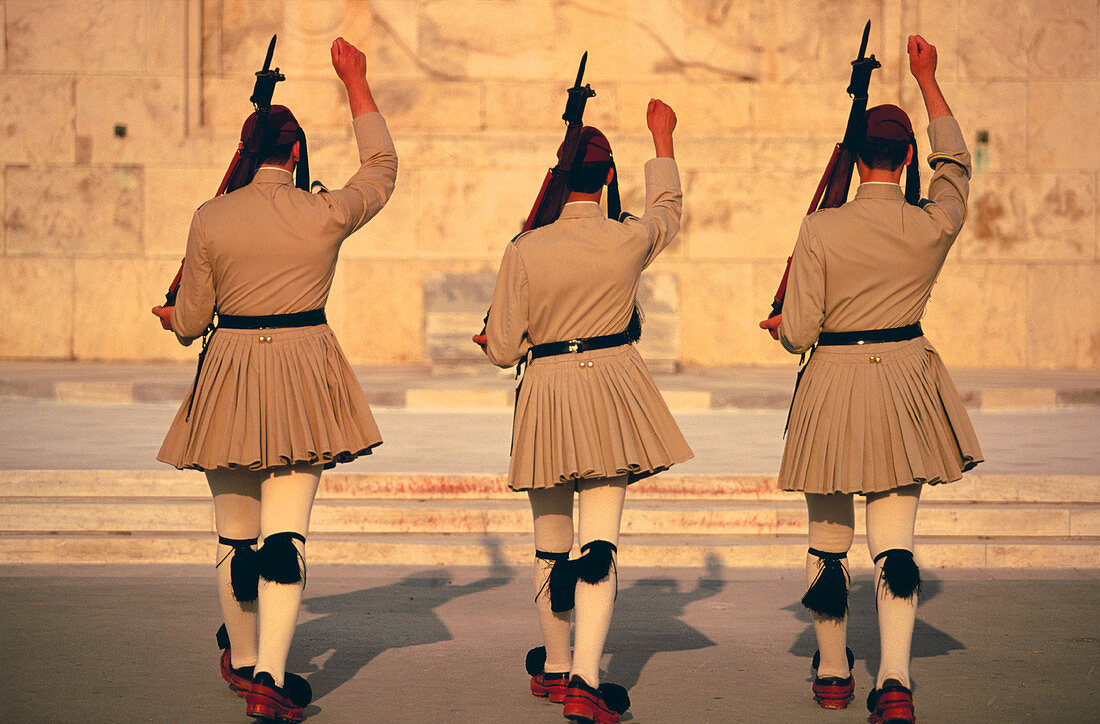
[865,104,914,143]
[240,104,301,147]
[557,126,613,165]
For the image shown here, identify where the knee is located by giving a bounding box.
[802,548,849,619]
[873,549,921,600]
[256,531,307,586]
[218,536,259,603]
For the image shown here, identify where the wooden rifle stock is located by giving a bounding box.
[161,35,285,308]
[768,21,880,319]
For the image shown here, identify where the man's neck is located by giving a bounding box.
[566,190,602,204]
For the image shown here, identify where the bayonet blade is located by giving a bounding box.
[262,35,277,73]
[857,20,870,60]
[574,51,588,89]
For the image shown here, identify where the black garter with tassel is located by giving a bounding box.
[539,541,618,613]
[525,646,547,676]
[217,536,259,602]
[256,531,307,585]
[874,548,922,600]
[801,548,849,619]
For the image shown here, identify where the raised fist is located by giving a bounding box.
[908,35,937,82]
[331,37,367,86]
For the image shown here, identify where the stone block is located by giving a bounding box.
[1027,82,1100,171]
[371,80,484,131]
[337,167,418,259]
[363,0,426,80]
[331,258,424,364]
[957,0,1029,80]
[417,166,545,258]
[423,270,495,364]
[76,76,186,166]
[752,84,854,138]
[914,0,962,81]
[933,81,1027,174]
[72,258,195,362]
[405,389,510,410]
[980,388,1058,410]
[1069,508,1100,537]
[677,261,754,366]
[962,172,1095,260]
[1025,264,1100,369]
[636,272,681,364]
[0,76,75,164]
[617,81,751,134]
[681,170,809,261]
[397,132,562,169]
[484,82,620,132]
[5,0,146,72]
[54,381,134,404]
[148,0,188,74]
[1023,0,1098,80]
[143,166,228,257]
[5,166,143,256]
[0,257,73,358]
[922,261,1027,368]
[209,0,283,76]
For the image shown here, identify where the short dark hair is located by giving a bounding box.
[260,142,295,166]
[858,137,909,171]
[567,162,612,193]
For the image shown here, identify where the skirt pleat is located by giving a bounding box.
[508,344,693,490]
[778,337,983,494]
[158,325,381,471]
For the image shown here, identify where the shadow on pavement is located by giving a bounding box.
[786,575,965,682]
[604,555,726,689]
[289,540,512,704]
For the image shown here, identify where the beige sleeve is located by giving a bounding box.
[922,115,971,240]
[169,211,216,344]
[627,157,683,269]
[324,112,399,235]
[778,216,826,354]
[485,242,531,368]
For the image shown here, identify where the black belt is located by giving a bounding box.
[528,330,633,360]
[185,308,326,420]
[817,322,922,346]
[218,308,327,329]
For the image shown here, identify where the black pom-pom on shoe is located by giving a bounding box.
[597,683,630,715]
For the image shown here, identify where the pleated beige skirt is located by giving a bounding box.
[158,324,381,471]
[778,337,982,494]
[508,344,693,491]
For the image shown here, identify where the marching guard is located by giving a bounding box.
[761,35,983,724]
[153,38,397,722]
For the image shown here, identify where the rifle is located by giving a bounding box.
[160,35,286,309]
[522,52,597,231]
[472,54,598,350]
[766,20,880,320]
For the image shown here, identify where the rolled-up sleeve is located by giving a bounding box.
[485,242,530,367]
[921,116,971,241]
[169,211,216,344]
[325,112,399,235]
[778,216,826,354]
[628,157,683,269]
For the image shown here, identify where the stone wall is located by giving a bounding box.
[0,0,1096,368]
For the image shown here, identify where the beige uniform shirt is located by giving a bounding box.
[779,116,971,353]
[170,112,398,341]
[486,157,681,366]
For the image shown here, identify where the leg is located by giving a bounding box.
[253,463,322,686]
[865,483,922,689]
[804,492,855,679]
[528,483,576,675]
[207,467,263,670]
[571,475,628,688]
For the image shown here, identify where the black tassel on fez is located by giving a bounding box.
[875,548,922,600]
[801,548,849,619]
[217,536,259,603]
[256,531,306,585]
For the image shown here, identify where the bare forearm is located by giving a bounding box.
[653,135,674,159]
[916,75,952,121]
[345,78,379,119]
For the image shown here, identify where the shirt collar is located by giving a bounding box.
[855,182,904,201]
[252,167,294,185]
[557,201,604,219]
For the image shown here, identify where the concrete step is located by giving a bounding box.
[1,532,1094,568]
[3,470,1098,504]
[3,496,1098,539]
